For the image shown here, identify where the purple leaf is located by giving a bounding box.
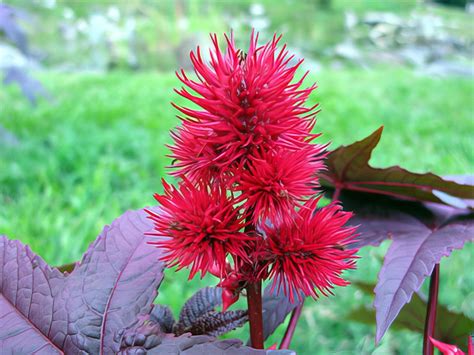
[150,304,175,333]
[443,175,474,208]
[117,309,280,354]
[320,128,474,207]
[374,211,474,342]
[118,312,165,350]
[177,287,223,330]
[261,284,302,341]
[349,281,474,351]
[175,310,248,337]
[0,208,165,354]
[342,191,432,248]
[174,287,248,337]
[0,238,65,354]
[119,333,296,354]
[61,208,165,354]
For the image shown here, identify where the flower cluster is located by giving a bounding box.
[148,32,358,306]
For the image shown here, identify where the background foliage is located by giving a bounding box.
[1,0,473,354]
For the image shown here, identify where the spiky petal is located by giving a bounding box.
[146,178,250,279]
[262,197,358,302]
[235,146,325,226]
[169,32,320,181]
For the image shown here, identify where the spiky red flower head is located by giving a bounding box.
[262,197,358,302]
[146,178,250,279]
[149,31,358,310]
[169,32,320,181]
[236,146,326,226]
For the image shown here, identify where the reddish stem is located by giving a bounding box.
[332,186,342,201]
[246,281,264,349]
[279,301,304,349]
[423,263,440,355]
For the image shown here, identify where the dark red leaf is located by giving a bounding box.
[372,209,472,343]
[0,208,165,354]
[175,310,248,337]
[119,333,295,354]
[150,305,175,334]
[0,238,65,354]
[338,190,474,343]
[177,287,223,330]
[349,282,474,351]
[261,284,303,341]
[174,287,248,337]
[321,127,474,207]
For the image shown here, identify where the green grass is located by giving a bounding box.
[1,68,473,354]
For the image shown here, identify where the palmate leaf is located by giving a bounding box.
[339,192,474,343]
[1,212,286,354]
[320,127,474,208]
[340,191,474,341]
[119,333,296,354]
[118,304,288,354]
[0,208,165,354]
[349,282,474,352]
[320,128,474,344]
[0,238,65,354]
[374,211,473,343]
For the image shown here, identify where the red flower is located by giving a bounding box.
[236,146,325,225]
[429,336,473,355]
[150,32,358,309]
[146,178,250,279]
[261,197,358,302]
[169,32,320,181]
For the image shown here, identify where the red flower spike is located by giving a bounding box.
[262,197,358,302]
[169,32,321,181]
[146,178,251,279]
[150,32,359,330]
[236,146,326,226]
[429,336,468,355]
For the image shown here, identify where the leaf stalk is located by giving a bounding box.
[279,301,304,349]
[423,263,440,355]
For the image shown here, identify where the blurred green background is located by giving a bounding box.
[1,0,473,354]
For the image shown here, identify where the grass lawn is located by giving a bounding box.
[1,68,473,354]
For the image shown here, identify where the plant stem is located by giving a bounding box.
[246,281,264,349]
[332,186,342,201]
[423,263,440,355]
[279,301,304,349]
